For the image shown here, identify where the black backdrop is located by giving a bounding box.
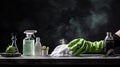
[0,0,120,53]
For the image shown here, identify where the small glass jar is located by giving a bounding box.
[41,50,48,56]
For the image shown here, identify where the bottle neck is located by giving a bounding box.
[105,32,114,40]
[26,34,32,38]
[107,32,112,37]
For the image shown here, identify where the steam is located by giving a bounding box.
[54,0,113,41]
[86,0,112,32]
[86,11,108,29]
[68,17,86,38]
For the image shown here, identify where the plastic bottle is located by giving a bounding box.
[104,32,115,56]
[23,30,37,56]
[35,37,42,56]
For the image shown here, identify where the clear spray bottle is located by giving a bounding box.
[23,30,37,56]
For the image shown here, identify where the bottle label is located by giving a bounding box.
[23,40,35,56]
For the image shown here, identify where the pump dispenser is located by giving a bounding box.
[23,30,37,56]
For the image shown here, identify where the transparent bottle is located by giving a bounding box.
[11,33,19,53]
[104,32,115,56]
[35,37,42,56]
[23,30,37,56]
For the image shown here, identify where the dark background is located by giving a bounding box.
[0,0,120,54]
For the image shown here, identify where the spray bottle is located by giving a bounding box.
[23,30,37,56]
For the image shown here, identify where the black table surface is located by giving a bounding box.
[0,54,120,65]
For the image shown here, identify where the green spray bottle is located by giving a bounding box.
[23,30,37,56]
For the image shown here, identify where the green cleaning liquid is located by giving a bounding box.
[23,39,35,56]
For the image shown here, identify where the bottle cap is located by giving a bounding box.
[59,38,66,45]
[106,32,112,35]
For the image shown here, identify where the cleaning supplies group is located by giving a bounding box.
[23,30,49,56]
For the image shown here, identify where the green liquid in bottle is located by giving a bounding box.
[23,39,35,56]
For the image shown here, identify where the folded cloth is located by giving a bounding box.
[50,44,72,57]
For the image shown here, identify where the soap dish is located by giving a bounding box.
[1,53,21,57]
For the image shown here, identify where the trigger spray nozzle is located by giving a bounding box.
[24,30,37,38]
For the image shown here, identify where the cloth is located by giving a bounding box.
[67,38,104,56]
[50,44,72,57]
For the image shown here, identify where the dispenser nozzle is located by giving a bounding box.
[24,30,37,34]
